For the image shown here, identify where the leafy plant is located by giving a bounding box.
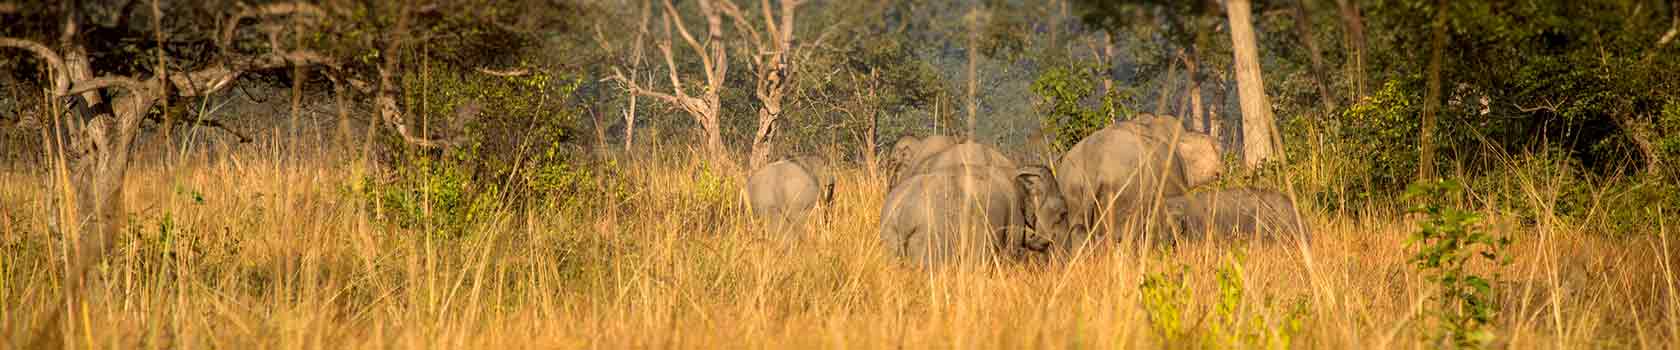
[1404,179,1511,349]
[1139,266,1191,346]
[1031,63,1133,153]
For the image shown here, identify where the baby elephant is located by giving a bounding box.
[1158,188,1309,243]
[878,165,1072,268]
[745,156,835,235]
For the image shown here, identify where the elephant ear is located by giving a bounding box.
[1013,165,1058,198]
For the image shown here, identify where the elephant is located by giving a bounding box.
[745,156,835,235]
[901,142,1018,182]
[1052,114,1223,250]
[887,135,959,185]
[878,165,1073,268]
[1158,188,1309,243]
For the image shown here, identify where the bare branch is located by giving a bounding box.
[0,37,70,94]
[476,67,531,77]
[219,2,327,53]
[1513,97,1568,114]
[146,114,252,143]
[608,68,677,103]
[663,0,709,70]
[65,77,148,96]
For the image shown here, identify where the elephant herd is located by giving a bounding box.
[745,114,1309,268]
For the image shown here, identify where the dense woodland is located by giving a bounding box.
[2,0,1679,348]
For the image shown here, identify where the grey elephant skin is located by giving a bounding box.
[1159,188,1308,243]
[878,165,1072,268]
[902,142,1018,180]
[1053,114,1222,249]
[887,135,959,185]
[745,156,835,234]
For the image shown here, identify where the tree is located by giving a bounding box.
[595,0,653,150]
[718,0,839,169]
[611,0,731,166]
[1418,0,1447,180]
[2,3,336,289]
[963,5,988,139]
[1293,0,1336,113]
[1335,0,1367,100]
[1226,0,1280,167]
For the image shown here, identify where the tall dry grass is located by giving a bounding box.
[0,135,1676,349]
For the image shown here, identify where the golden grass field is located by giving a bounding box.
[1,137,1676,349]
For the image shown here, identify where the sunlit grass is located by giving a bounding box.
[0,137,1674,349]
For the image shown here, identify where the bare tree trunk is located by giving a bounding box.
[1335,0,1367,100]
[1183,50,1204,132]
[1154,50,1182,117]
[1100,32,1115,100]
[1293,0,1336,112]
[1208,101,1222,140]
[151,0,170,151]
[966,7,982,140]
[1227,0,1279,167]
[625,0,651,150]
[333,79,351,147]
[612,0,731,167]
[1419,0,1447,180]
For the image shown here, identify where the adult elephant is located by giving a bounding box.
[900,142,1017,182]
[878,165,1073,268]
[886,135,959,186]
[745,156,835,236]
[1053,114,1223,250]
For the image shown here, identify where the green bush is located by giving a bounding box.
[1329,80,1424,203]
[362,62,617,237]
[1404,179,1510,349]
[1031,63,1133,153]
[1138,258,1308,349]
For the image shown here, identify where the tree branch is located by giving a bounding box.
[65,77,148,97]
[219,2,327,53]
[608,67,682,105]
[476,67,531,77]
[663,0,712,75]
[1513,97,1567,114]
[0,37,70,94]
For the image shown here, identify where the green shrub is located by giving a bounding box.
[364,153,504,239]
[1323,80,1423,206]
[1404,179,1511,349]
[1138,258,1308,350]
[1031,63,1134,153]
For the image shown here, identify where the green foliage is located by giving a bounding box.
[1138,259,1308,349]
[1139,266,1191,345]
[1404,179,1511,349]
[1659,101,1680,180]
[1031,63,1132,153]
[364,61,613,238]
[1465,151,1592,227]
[365,154,503,240]
[1336,80,1423,194]
[1594,177,1680,237]
[1208,258,1308,350]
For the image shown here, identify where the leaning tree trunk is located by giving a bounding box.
[1227,0,1280,167]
